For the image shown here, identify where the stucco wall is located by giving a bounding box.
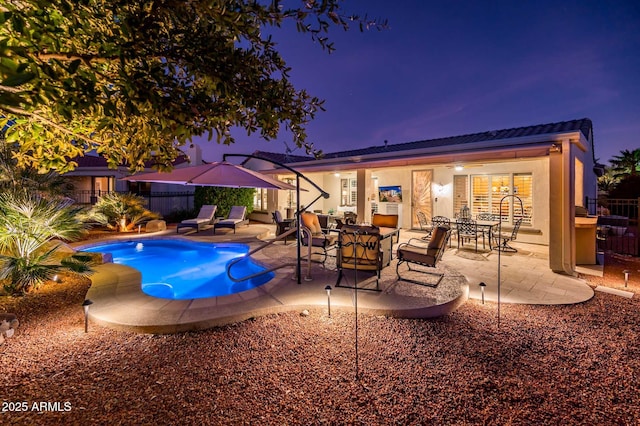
[274,157,551,245]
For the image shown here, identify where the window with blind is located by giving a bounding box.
[513,174,533,225]
[253,188,268,211]
[467,173,533,225]
[341,178,357,206]
[453,175,469,215]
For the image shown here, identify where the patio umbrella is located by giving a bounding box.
[121,161,303,191]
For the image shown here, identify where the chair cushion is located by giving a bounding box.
[196,205,217,219]
[217,219,243,225]
[227,206,246,220]
[301,212,322,235]
[428,227,448,249]
[372,213,398,228]
[397,245,437,265]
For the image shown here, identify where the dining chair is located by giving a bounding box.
[416,211,432,236]
[431,216,451,246]
[456,218,484,252]
[476,212,497,242]
[493,218,523,252]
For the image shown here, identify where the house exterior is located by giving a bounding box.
[63,144,204,215]
[244,118,600,275]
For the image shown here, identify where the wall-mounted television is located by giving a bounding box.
[378,185,402,203]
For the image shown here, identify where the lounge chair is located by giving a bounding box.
[335,224,383,291]
[176,205,217,233]
[213,206,249,234]
[396,226,450,286]
[300,212,337,265]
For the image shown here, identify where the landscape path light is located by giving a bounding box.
[623,270,630,288]
[479,282,487,304]
[82,299,93,333]
[324,285,332,317]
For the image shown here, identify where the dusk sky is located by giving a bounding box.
[196,0,640,166]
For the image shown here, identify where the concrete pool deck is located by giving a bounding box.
[78,223,594,334]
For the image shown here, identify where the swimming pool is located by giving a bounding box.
[83,239,274,300]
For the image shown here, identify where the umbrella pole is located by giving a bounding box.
[296,176,302,284]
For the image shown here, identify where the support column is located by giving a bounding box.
[548,139,575,275]
[356,169,371,223]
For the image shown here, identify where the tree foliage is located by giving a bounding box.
[0,139,75,196]
[0,0,384,173]
[609,148,640,178]
[608,175,640,199]
[597,167,620,194]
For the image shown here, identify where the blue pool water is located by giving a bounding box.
[83,240,274,300]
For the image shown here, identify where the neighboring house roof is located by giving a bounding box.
[251,117,594,172]
[246,151,314,165]
[72,154,190,169]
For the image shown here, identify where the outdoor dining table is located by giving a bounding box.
[451,219,500,250]
[378,226,400,266]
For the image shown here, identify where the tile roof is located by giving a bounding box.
[318,117,593,161]
[247,151,314,165]
[254,118,593,164]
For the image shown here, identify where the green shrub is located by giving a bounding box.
[0,192,92,295]
[194,187,255,218]
[88,192,161,232]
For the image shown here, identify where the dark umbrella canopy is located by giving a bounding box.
[121,161,302,190]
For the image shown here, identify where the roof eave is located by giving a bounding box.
[277,131,583,173]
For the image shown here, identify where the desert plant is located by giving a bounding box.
[0,192,91,295]
[88,193,160,232]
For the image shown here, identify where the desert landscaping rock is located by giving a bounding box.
[0,253,638,425]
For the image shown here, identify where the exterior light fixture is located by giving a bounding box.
[52,274,61,283]
[454,165,464,171]
[82,299,93,333]
[479,282,487,304]
[334,173,340,177]
[324,285,332,317]
[624,270,630,288]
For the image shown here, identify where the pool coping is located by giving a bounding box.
[76,232,470,334]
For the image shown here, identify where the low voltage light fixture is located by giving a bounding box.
[324,285,332,317]
[82,299,93,333]
[623,270,630,288]
[479,282,487,304]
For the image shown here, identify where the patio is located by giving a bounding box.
[79,223,594,333]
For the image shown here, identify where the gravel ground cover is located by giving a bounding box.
[1,252,639,425]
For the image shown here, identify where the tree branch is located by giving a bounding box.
[36,53,117,65]
[0,85,22,93]
[1,105,101,147]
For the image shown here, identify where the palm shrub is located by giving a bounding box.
[0,192,92,295]
[89,192,160,232]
